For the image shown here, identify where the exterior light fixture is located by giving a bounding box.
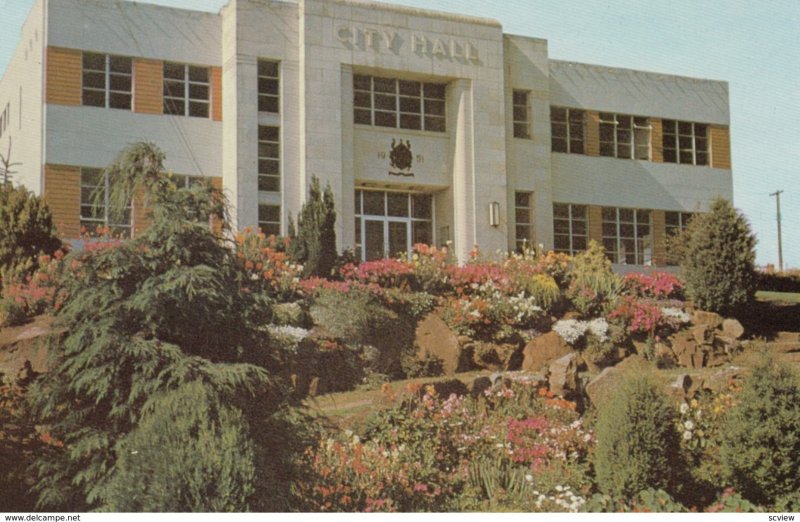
[489,201,500,227]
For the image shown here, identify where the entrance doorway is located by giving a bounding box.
[355,190,433,261]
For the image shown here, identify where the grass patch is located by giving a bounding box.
[756,291,800,304]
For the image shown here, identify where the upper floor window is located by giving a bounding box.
[82,52,132,110]
[0,103,9,138]
[512,90,531,139]
[551,107,584,154]
[258,60,279,113]
[80,167,131,238]
[602,207,652,265]
[515,192,534,252]
[662,120,708,165]
[258,125,280,192]
[163,62,210,118]
[599,113,650,160]
[353,75,446,133]
[172,174,205,189]
[553,203,587,256]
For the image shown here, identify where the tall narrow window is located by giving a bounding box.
[353,75,446,132]
[258,125,280,192]
[258,60,279,113]
[599,113,650,160]
[258,204,281,236]
[163,62,210,118]
[601,207,652,265]
[82,52,132,110]
[662,120,708,165]
[514,192,534,251]
[80,168,131,238]
[551,107,584,154]
[513,90,531,139]
[553,203,587,255]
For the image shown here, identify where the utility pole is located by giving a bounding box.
[770,190,784,272]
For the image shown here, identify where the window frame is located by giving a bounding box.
[257,59,280,114]
[353,74,446,133]
[81,52,133,110]
[552,203,588,256]
[662,119,709,166]
[514,191,534,252]
[163,62,210,118]
[80,167,131,238]
[512,90,531,139]
[551,106,585,154]
[354,189,434,261]
[258,204,281,236]
[601,207,652,265]
[599,112,651,160]
[665,211,696,265]
[257,125,280,193]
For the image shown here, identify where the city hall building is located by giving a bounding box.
[0,0,733,266]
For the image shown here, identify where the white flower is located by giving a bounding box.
[587,317,610,342]
[525,474,534,482]
[553,319,588,345]
[680,403,690,414]
[661,307,691,323]
[683,430,692,440]
[684,420,695,430]
[695,409,702,420]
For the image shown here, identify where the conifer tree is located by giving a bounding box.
[289,176,337,278]
[28,143,301,511]
[0,183,62,275]
[676,198,757,314]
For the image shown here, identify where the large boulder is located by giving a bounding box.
[415,312,461,375]
[585,355,652,407]
[693,310,724,329]
[0,315,58,379]
[471,341,523,371]
[548,352,578,398]
[522,331,572,373]
[721,318,745,340]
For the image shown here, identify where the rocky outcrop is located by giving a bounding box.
[584,355,651,407]
[548,352,578,398]
[666,312,746,369]
[415,313,461,375]
[0,315,58,379]
[521,331,572,373]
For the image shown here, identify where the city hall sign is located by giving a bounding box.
[336,25,481,64]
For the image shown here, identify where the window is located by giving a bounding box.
[258,204,281,236]
[512,90,531,139]
[599,113,650,160]
[662,120,708,165]
[258,60,279,113]
[163,62,210,118]
[82,52,132,110]
[354,190,433,261]
[551,107,584,153]
[80,168,131,237]
[353,75,446,132]
[515,192,534,251]
[602,207,652,265]
[172,174,205,188]
[258,126,280,192]
[553,203,588,255]
[665,211,695,265]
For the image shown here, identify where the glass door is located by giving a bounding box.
[364,219,385,261]
[388,221,408,258]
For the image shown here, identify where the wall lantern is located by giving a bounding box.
[489,201,500,227]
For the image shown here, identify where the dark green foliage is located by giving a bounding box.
[27,143,301,511]
[289,176,337,278]
[310,286,416,379]
[102,381,256,512]
[0,297,26,327]
[719,360,800,507]
[0,183,62,275]
[677,198,757,315]
[594,377,683,498]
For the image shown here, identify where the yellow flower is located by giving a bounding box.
[690,399,699,408]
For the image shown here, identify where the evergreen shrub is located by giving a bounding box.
[594,377,683,498]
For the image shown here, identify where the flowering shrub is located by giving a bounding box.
[341,258,414,289]
[621,272,684,300]
[297,378,594,511]
[1,249,70,317]
[408,244,451,294]
[234,228,302,301]
[608,297,689,338]
[552,318,609,346]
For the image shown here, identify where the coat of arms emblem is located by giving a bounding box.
[389,139,414,177]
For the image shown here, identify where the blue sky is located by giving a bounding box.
[1,0,798,269]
